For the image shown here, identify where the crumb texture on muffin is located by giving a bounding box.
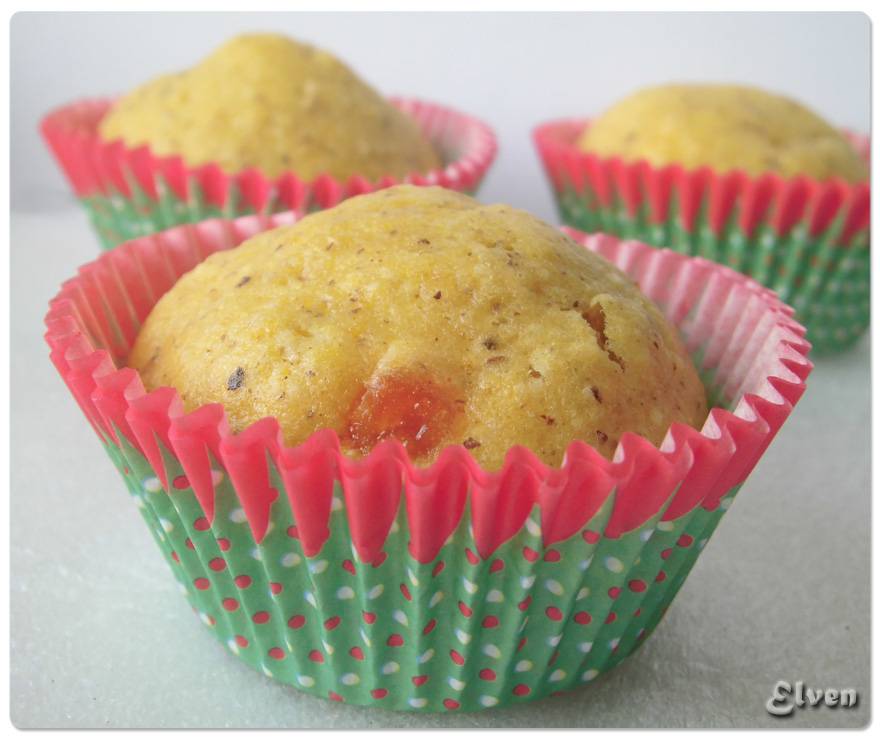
[129,185,707,469]
[99,33,441,179]
[578,83,867,182]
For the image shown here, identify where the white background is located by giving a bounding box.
[10,11,871,729]
[11,11,871,216]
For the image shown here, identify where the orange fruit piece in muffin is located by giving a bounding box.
[129,185,707,469]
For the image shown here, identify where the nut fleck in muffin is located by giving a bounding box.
[99,33,441,180]
[578,83,868,182]
[129,186,707,469]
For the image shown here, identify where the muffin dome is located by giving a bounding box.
[129,185,707,469]
[578,83,867,182]
[99,33,441,180]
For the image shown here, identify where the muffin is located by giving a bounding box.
[40,37,496,250]
[533,84,870,354]
[578,84,867,182]
[47,206,810,712]
[100,33,441,180]
[129,185,707,469]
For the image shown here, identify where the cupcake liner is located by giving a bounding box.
[45,215,811,712]
[533,119,870,354]
[41,97,497,250]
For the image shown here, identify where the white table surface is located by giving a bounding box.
[10,205,870,729]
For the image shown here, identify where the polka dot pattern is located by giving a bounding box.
[106,434,740,712]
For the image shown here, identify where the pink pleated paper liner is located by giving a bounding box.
[45,215,811,564]
[533,119,870,244]
[41,96,497,214]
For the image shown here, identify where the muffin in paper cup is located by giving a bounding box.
[45,214,810,713]
[41,96,497,250]
[533,119,870,354]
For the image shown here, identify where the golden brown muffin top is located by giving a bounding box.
[578,83,867,182]
[130,185,707,469]
[100,33,441,179]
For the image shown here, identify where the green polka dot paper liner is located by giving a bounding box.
[45,214,811,712]
[40,97,497,251]
[533,119,870,354]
